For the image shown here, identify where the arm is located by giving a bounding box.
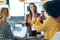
[22,14,30,26]
[25,14,32,35]
[34,18,51,32]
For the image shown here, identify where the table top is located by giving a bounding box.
[12,27,27,38]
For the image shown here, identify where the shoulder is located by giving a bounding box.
[26,14,30,17]
[5,22,10,26]
[4,22,11,28]
[26,14,29,16]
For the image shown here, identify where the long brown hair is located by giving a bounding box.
[28,3,37,19]
[0,7,9,25]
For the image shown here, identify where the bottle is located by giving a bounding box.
[26,32,29,38]
[25,32,29,38]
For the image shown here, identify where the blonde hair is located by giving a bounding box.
[1,7,9,17]
[0,7,9,25]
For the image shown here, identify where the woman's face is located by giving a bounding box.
[2,9,8,18]
[0,12,3,25]
[0,12,3,20]
[2,9,8,15]
[0,8,9,25]
[30,4,35,12]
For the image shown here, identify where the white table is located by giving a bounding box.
[11,24,27,38]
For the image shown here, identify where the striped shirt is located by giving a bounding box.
[0,22,15,40]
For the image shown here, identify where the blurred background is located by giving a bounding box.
[0,0,52,38]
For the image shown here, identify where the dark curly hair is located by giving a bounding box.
[43,1,60,18]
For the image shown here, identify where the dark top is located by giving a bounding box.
[0,22,15,40]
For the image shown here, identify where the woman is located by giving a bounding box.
[0,7,15,40]
[23,3,45,37]
[34,1,60,40]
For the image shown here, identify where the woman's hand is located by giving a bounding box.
[15,36,21,38]
[37,17,42,22]
[22,20,26,24]
[15,36,21,40]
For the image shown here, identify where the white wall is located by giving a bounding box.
[24,2,42,14]
[25,0,41,2]
[9,0,42,16]
[9,0,24,16]
[0,0,6,5]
